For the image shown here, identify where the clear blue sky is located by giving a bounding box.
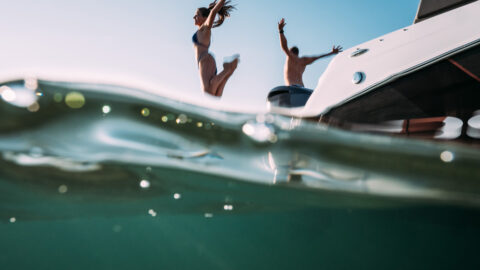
[0,0,419,112]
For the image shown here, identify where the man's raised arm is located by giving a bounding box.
[278,18,291,56]
[302,45,343,65]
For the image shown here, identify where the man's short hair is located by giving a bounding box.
[290,46,299,56]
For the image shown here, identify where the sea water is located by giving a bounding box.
[0,79,479,270]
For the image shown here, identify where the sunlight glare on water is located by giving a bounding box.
[0,86,16,102]
[65,92,85,109]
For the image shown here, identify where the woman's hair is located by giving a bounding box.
[198,0,235,28]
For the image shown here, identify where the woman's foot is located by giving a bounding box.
[224,54,240,64]
[223,55,239,74]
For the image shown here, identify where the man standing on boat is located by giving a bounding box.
[278,18,342,87]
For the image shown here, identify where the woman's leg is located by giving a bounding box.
[214,59,238,97]
[199,54,237,97]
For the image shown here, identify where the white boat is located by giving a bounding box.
[267,0,480,142]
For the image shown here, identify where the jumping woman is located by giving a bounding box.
[193,0,238,97]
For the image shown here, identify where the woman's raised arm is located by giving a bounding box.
[205,0,225,28]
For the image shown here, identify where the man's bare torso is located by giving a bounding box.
[284,55,306,87]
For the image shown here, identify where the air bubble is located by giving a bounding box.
[440,151,454,163]
[58,185,68,194]
[176,114,188,124]
[140,179,151,189]
[102,105,111,114]
[141,108,150,117]
[148,209,157,217]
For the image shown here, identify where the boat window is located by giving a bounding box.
[323,45,480,143]
[414,0,477,23]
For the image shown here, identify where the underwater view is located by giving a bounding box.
[1,79,480,269]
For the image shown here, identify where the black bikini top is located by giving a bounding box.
[192,31,209,48]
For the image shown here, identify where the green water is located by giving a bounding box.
[1,79,480,269]
[2,207,480,270]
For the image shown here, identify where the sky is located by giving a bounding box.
[0,0,420,112]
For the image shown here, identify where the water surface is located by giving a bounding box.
[1,79,479,269]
